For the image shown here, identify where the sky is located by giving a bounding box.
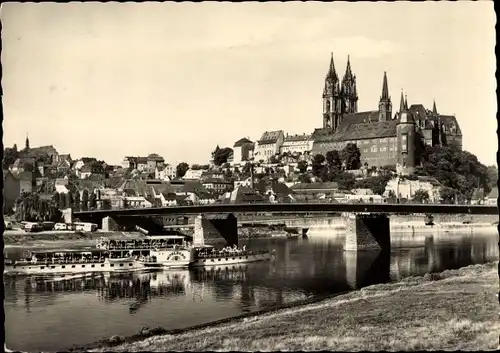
[1,2,497,166]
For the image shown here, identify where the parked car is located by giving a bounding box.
[54,223,69,231]
[41,221,55,231]
[4,221,13,230]
[24,222,43,233]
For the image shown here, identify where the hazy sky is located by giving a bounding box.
[2,2,497,166]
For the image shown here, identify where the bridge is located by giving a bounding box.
[74,203,498,217]
[71,203,498,254]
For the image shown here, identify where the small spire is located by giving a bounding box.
[404,94,408,110]
[327,52,338,80]
[399,89,405,112]
[381,72,389,100]
[25,133,30,150]
[344,55,353,79]
[432,99,438,115]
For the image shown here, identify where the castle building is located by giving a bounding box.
[312,54,462,174]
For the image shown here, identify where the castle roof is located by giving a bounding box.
[258,130,283,145]
[314,120,398,143]
[233,137,253,148]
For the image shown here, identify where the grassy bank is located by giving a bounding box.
[83,261,499,352]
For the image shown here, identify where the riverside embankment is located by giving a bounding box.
[80,261,499,352]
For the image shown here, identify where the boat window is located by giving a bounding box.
[232,257,235,260]
[219,259,222,261]
[120,263,124,267]
[101,264,105,267]
[246,256,248,259]
[129,263,133,266]
[72,265,76,268]
[110,264,115,267]
[51,266,55,269]
[62,266,65,268]
[82,265,85,268]
[41,266,45,269]
[91,265,95,268]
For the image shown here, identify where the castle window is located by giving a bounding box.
[402,134,408,152]
[371,145,378,153]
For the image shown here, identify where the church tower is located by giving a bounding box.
[396,96,416,176]
[340,55,358,115]
[431,99,444,146]
[378,72,392,122]
[25,134,30,150]
[322,53,343,131]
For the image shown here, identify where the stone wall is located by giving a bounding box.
[193,214,238,246]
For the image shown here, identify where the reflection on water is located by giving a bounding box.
[5,230,498,352]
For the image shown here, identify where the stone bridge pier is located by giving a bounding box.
[343,213,391,289]
[343,213,391,252]
[193,213,238,247]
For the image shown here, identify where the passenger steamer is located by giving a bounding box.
[4,235,193,276]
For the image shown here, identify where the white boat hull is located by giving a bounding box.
[3,260,145,276]
[190,252,272,267]
[148,249,193,269]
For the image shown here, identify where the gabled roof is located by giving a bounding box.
[233,138,253,148]
[258,130,284,145]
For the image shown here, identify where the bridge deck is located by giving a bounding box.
[74,203,498,217]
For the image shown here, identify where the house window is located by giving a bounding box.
[402,134,408,152]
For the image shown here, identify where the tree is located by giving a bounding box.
[212,146,233,166]
[412,189,430,204]
[191,164,203,170]
[52,192,60,209]
[312,154,326,176]
[421,145,491,201]
[65,192,73,209]
[14,192,62,222]
[73,191,81,211]
[325,150,342,173]
[487,165,498,190]
[297,160,308,173]
[176,162,189,178]
[353,175,392,195]
[89,192,97,210]
[3,147,19,170]
[332,172,356,191]
[298,174,311,183]
[102,199,112,210]
[269,155,279,164]
[59,193,67,209]
[440,187,457,204]
[81,189,89,211]
[340,143,361,170]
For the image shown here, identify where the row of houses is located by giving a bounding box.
[229,131,313,165]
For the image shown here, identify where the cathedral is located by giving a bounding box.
[312,53,463,175]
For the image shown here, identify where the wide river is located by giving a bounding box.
[4,228,499,352]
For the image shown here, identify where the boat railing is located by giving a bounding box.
[195,249,269,258]
[13,257,111,265]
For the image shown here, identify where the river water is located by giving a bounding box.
[4,229,499,352]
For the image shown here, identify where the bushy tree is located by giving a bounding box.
[14,192,62,222]
[312,154,326,177]
[52,192,60,208]
[353,174,392,195]
[298,174,311,183]
[487,165,498,190]
[65,192,73,209]
[3,146,19,170]
[421,145,491,201]
[412,189,430,204]
[340,143,361,170]
[297,160,308,173]
[332,172,356,191]
[212,146,233,166]
[176,162,189,178]
[440,186,457,204]
[325,150,342,173]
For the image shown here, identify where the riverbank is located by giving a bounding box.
[80,261,499,352]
